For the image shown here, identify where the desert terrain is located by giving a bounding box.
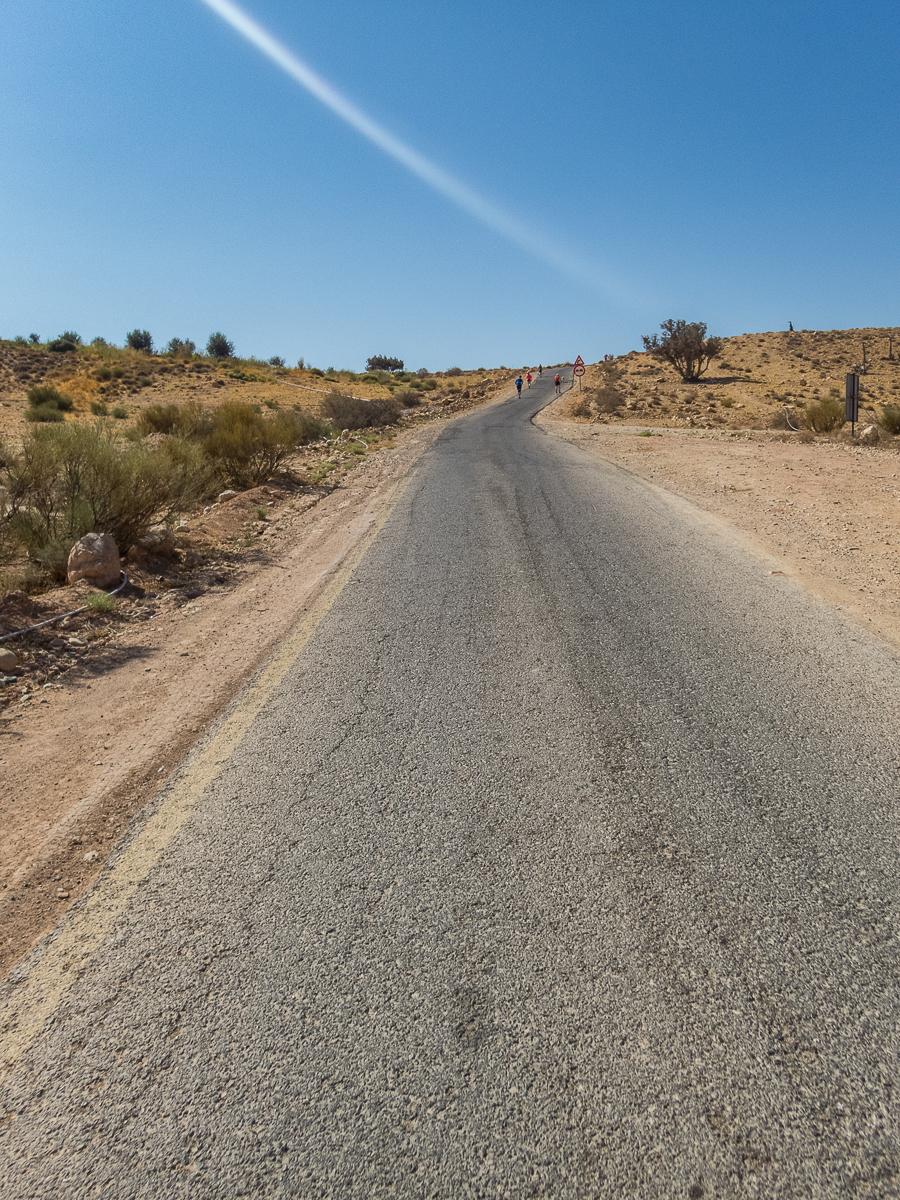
[2,327,899,973]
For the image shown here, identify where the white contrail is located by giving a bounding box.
[197,0,621,297]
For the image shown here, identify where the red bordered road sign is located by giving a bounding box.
[573,364,585,376]
[574,355,585,367]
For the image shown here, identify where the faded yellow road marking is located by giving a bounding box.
[0,474,412,1078]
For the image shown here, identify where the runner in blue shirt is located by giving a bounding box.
[515,376,523,396]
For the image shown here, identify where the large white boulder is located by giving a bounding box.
[67,532,121,588]
[860,424,880,445]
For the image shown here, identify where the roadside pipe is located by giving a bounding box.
[0,571,129,644]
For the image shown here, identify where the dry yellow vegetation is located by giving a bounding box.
[569,326,900,434]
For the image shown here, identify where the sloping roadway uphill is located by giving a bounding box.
[2,372,899,1198]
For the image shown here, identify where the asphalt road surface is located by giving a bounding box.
[2,375,899,1198]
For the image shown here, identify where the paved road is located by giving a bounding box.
[3,375,900,1197]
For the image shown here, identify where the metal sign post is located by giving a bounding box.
[573,355,585,390]
[846,373,860,436]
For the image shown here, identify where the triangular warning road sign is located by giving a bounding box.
[574,355,585,367]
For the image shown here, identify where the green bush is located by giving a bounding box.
[206,331,234,359]
[880,405,900,435]
[126,329,153,352]
[25,404,65,423]
[85,591,118,612]
[166,337,195,359]
[366,355,403,373]
[803,396,844,433]
[48,339,77,353]
[27,385,73,411]
[111,405,128,419]
[321,393,402,429]
[58,330,83,345]
[95,366,113,381]
[2,422,214,570]
[90,401,109,416]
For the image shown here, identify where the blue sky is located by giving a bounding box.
[1,0,897,370]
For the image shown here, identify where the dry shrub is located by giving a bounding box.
[202,405,325,486]
[880,405,900,436]
[25,405,65,423]
[803,396,844,433]
[321,393,402,430]
[572,364,625,418]
[27,385,73,411]
[138,402,212,438]
[2,421,214,574]
[572,397,594,418]
[394,389,422,407]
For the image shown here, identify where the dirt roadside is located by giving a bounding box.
[535,394,900,656]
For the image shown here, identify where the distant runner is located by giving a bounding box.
[538,365,543,376]
[554,373,561,395]
[526,372,532,388]
[515,376,523,397]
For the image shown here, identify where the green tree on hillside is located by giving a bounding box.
[366,355,404,373]
[207,331,234,359]
[641,319,722,381]
[126,329,153,352]
[166,337,196,359]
